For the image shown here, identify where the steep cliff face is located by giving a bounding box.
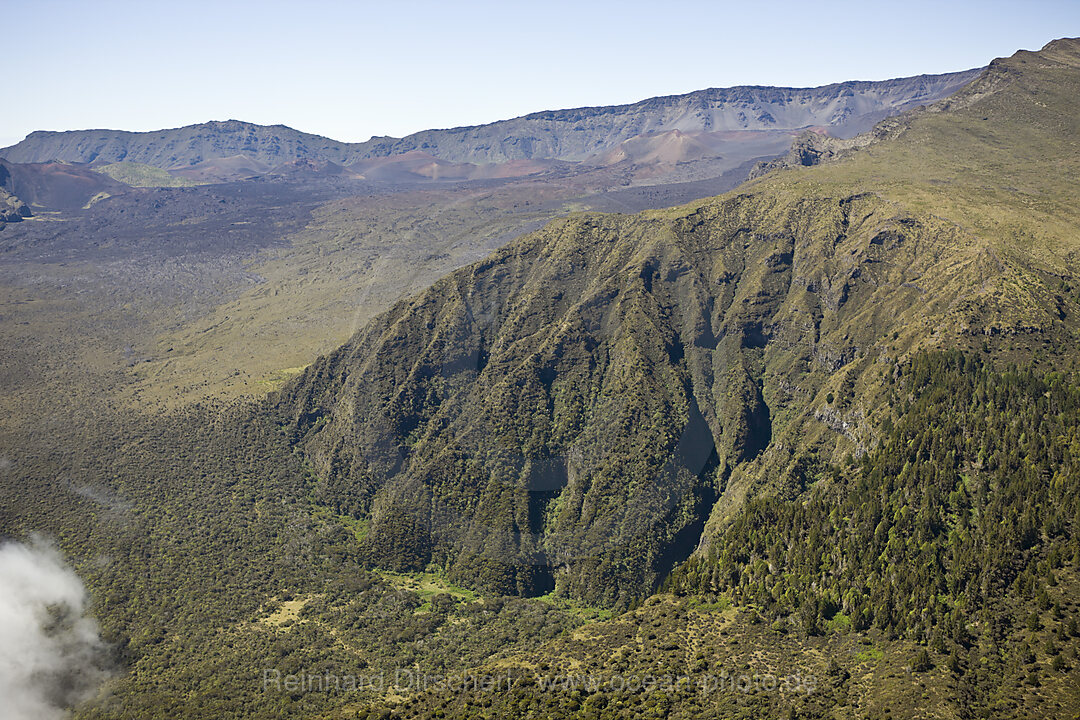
[275,187,1015,608]
[275,40,1079,609]
[355,69,981,163]
[1,70,980,170]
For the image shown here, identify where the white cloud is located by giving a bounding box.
[0,538,110,720]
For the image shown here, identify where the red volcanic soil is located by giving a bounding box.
[268,159,364,179]
[169,155,272,183]
[587,128,805,175]
[591,129,717,167]
[470,158,556,179]
[0,159,129,209]
[348,151,474,182]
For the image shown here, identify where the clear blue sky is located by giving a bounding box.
[4,0,1078,146]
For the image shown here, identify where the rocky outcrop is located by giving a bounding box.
[748,122,892,179]
[0,188,31,225]
[0,162,31,226]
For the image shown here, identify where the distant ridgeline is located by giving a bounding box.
[1,69,980,170]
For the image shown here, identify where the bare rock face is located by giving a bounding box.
[748,130,874,179]
[0,163,31,227]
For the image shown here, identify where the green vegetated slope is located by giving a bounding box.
[92,161,201,187]
[277,39,1080,610]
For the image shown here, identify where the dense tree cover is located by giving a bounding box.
[278,175,987,612]
[669,352,1080,637]
[658,351,1080,713]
